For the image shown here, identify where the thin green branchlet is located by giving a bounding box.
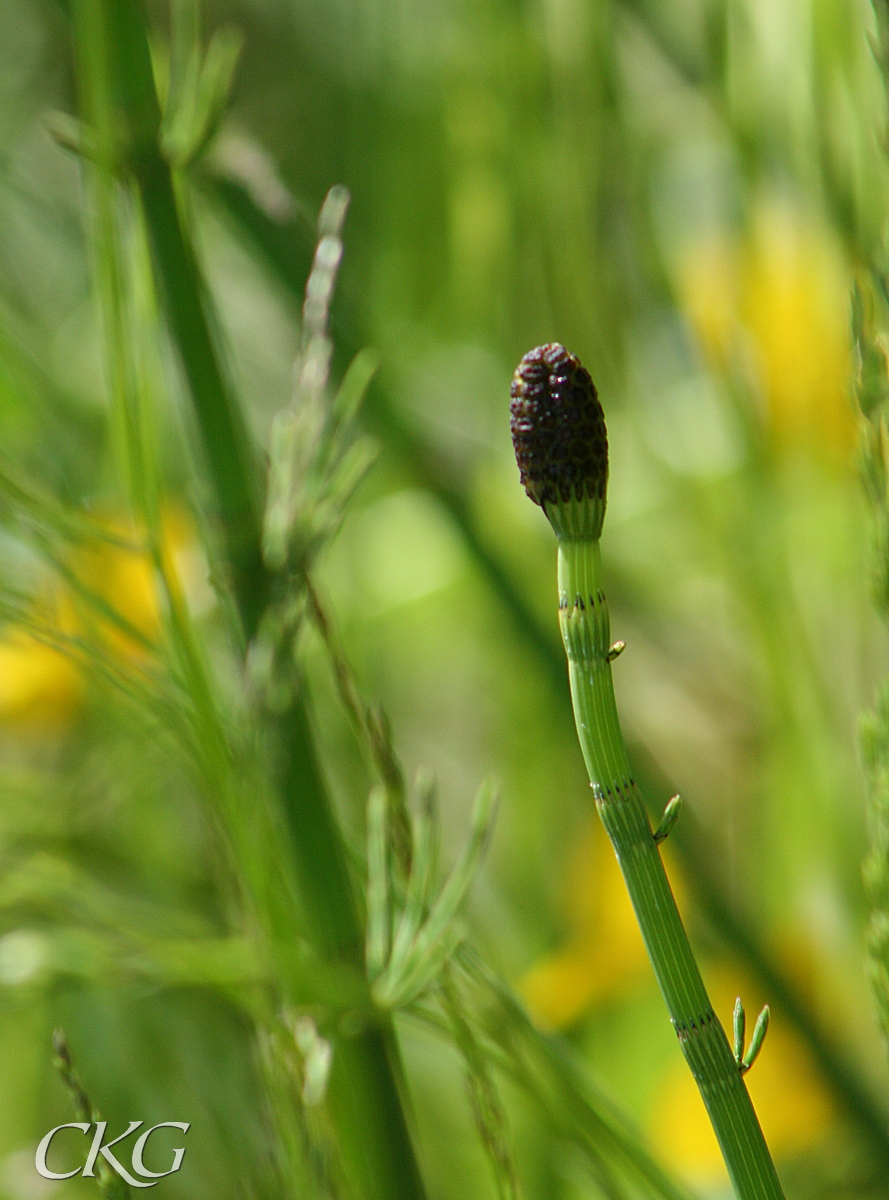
[510,343,785,1200]
[52,1031,131,1200]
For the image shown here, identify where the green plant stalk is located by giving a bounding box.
[557,534,784,1199]
[71,3,428,1197]
[134,157,271,635]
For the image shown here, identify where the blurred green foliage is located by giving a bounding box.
[0,0,889,1197]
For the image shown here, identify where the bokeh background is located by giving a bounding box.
[0,0,888,1196]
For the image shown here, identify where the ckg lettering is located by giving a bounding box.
[36,1121,189,1187]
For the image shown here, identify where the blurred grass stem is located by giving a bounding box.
[71,2,428,1197]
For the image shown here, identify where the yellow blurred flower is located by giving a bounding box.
[678,201,855,461]
[77,534,161,660]
[520,816,653,1028]
[0,506,205,729]
[679,235,739,369]
[0,592,83,726]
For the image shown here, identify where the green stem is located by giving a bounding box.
[133,155,270,637]
[557,535,784,1200]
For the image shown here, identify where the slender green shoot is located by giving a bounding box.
[52,1031,132,1200]
[741,1007,770,1076]
[439,969,520,1200]
[509,342,785,1200]
[653,794,682,844]
[371,777,497,1010]
[733,997,746,1066]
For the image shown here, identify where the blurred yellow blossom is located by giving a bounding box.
[679,235,739,368]
[520,816,655,1028]
[77,532,161,660]
[0,506,205,729]
[0,592,83,726]
[678,200,855,460]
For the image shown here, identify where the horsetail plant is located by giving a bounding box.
[510,343,785,1199]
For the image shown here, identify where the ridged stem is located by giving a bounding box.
[557,535,785,1200]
